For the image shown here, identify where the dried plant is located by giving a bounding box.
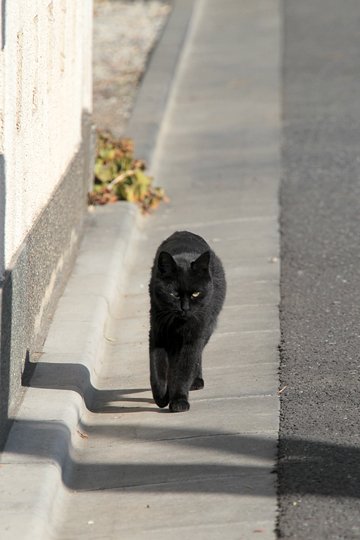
[88,130,168,212]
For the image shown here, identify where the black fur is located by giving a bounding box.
[149,231,226,412]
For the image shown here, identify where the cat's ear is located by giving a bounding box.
[191,251,210,275]
[158,251,177,276]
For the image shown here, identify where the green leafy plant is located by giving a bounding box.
[89,130,168,212]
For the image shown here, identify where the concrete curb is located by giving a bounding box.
[0,203,138,539]
[0,1,195,537]
[127,0,195,167]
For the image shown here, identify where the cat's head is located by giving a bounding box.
[153,250,213,319]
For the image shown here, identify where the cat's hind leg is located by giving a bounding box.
[190,375,204,390]
[150,346,169,408]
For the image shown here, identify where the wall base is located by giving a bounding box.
[0,113,95,448]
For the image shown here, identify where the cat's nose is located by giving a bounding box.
[181,308,190,319]
[181,298,190,313]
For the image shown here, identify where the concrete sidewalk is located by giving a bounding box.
[0,0,281,538]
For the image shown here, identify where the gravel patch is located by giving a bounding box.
[93,0,171,136]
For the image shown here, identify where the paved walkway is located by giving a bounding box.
[0,1,281,538]
[51,0,281,538]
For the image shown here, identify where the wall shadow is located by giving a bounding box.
[0,271,11,449]
[3,416,360,500]
[17,357,360,500]
[1,0,6,50]
[0,154,10,450]
[22,357,156,413]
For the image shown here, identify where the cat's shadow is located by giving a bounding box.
[22,356,164,414]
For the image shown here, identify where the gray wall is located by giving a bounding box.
[0,115,95,449]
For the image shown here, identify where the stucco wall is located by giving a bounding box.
[0,0,94,448]
[1,0,93,268]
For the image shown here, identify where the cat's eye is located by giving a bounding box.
[191,291,200,298]
[170,291,180,298]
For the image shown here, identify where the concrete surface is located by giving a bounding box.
[51,0,281,538]
[127,0,194,165]
[0,0,281,538]
[0,202,138,539]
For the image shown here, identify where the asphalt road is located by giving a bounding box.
[278,0,360,537]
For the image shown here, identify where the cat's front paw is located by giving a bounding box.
[169,398,190,413]
[190,377,204,390]
[153,390,169,408]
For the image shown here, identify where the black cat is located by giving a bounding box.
[149,231,226,412]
